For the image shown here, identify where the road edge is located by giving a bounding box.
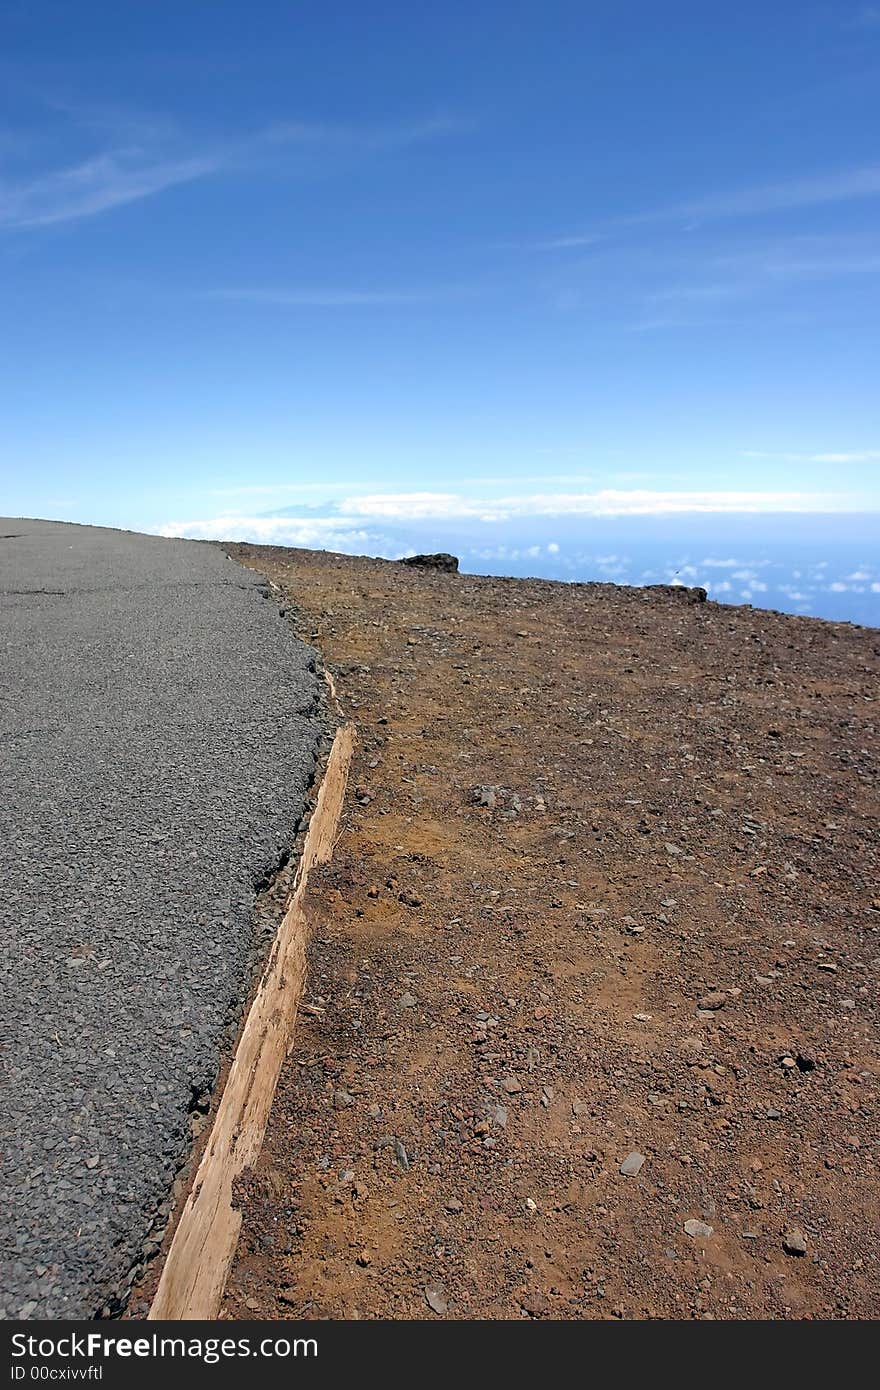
[148,687,354,1320]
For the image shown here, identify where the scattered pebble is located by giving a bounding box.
[425,1284,448,1316]
[783,1228,807,1256]
[619,1152,645,1177]
[521,1291,550,1318]
[684,1219,714,1239]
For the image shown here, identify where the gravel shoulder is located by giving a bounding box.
[219,543,879,1321]
[0,520,322,1319]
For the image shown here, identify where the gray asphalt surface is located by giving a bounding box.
[0,519,322,1319]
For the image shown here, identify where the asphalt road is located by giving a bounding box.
[0,519,322,1319]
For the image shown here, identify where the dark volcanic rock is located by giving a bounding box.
[644,583,708,604]
[399,553,459,573]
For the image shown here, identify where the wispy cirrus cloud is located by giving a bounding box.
[256,114,470,153]
[208,480,366,498]
[743,449,880,463]
[0,149,218,228]
[0,112,467,231]
[204,286,458,308]
[206,472,599,503]
[518,233,604,252]
[646,236,880,308]
[646,163,880,226]
[548,227,880,332]
[846,5,880,30]
[530,163,880,251]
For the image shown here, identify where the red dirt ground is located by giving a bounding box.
[219,544,879,1321]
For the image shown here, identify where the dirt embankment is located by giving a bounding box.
[218,545,879,1320]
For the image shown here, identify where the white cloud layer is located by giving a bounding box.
[159,487,860,547]
[322,487,841,522]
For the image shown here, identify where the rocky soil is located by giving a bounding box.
[218,544,879,1320]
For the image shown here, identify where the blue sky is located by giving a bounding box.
[2,0,879,590]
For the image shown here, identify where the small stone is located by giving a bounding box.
[619,1152,645,1177]
[84,1155,99,1170]
[333,1089,355,1109]
[684,1219,714,1239]
[399,992,418,1009]
[524,1197,538,1212]
[783,1228,807,1256]
[698,992,726,1011]
[356,1250,372,1267]
[425,1284,448,1316]
[521,1291,550,1318]
[445,1198,463,1213]
[492,1104,508,1129]
[393,1138,410,1171]
[501,1074,522,1094]
[367,1103,381,1117]
[780,1056,797,1070]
